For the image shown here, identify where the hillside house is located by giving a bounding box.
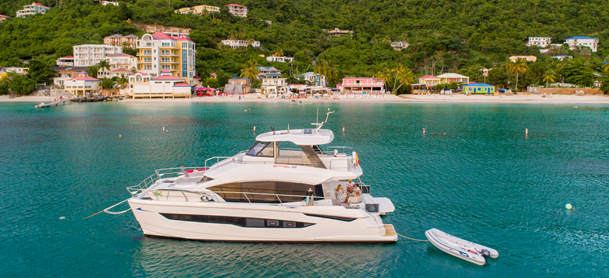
[16,2,50,18]
[226,4,248,17]
[565,36,599,52]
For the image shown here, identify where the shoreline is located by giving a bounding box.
[2,93,609,105]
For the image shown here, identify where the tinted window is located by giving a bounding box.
[209,182,324,203]
[160,213,314,228]
[246,142,272,157]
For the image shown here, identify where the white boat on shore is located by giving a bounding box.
[425,228,498,265]
[126,111,397,243]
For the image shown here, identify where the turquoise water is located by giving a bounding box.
[1,102,608,277]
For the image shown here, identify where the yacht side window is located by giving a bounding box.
[246,141,273,157]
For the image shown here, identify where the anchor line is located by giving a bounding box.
[82,198,131,220]
[397,233,429,242]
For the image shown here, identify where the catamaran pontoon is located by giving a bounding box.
[126,111,397,242]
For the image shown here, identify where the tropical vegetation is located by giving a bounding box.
[0,0,609,94]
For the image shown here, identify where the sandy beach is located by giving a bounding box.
[2,93,609,104]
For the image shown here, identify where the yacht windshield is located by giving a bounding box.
[198,175,214,183]
[246,142,272,157]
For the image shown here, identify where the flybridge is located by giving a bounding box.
[255,129,334,146]
[255,108,336,146]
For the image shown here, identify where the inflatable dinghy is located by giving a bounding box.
[425,228,498,265]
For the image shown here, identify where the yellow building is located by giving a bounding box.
[509,55,537,62]
[175,5,220,15]
[135,32,197,85]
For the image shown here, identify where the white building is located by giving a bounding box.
[550,55,572,61]
[64,72,101,97]
[221,39,260,49]
[326,28,353,36]
[436,73,469,84]
[175,5,220,14]
[100,1,119,6]
[73,45,123,67]
[0,67,28,75]
[301,72,326,87]
[391,41,409,51]
[257,66,280,79]
[56,56,74,67]
[136,32,197,85]
[565,36,599,52]
[266,56,294,63]
[51,66,88,87]
[261,74,287,94]
[16,2,50,18]
[508,55,537,62]
[125,70,191,99]
[527,37,552,48]
[226,4,248,17]
[98,53,137,78]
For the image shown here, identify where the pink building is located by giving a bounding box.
[340,77,385,95]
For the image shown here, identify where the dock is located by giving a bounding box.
[35,98,79,108]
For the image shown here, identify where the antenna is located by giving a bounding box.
[313,108,335,132]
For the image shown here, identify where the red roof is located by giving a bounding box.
[419,75,439,79]
[173,82,190,87]
[149,32,192,42]
[174,36,192,42]
[60,55,74,58]
[67,76,100,82]
[161,69,172,73]
[150,32,175,40]
[193,76,200,79]
[226,4,247,7]
[130,72,149,77]
[151,75,185,81]
[0,15,9,18]
[32,2,48,8]
[210,73,217,76]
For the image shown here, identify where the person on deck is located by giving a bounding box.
[335,184,347,205]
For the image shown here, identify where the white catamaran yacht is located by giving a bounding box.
[127,112,397,242]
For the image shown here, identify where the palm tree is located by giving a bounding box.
[96,59,111,78]
[323,61,338,85]
[228,31,238,40]
[505,58,528,91]
[602,62,609,73]
[389,65,415,94]
[543,69,556,87]
[375,69,392,90]
[240,59,260,82]
[315,59,337,85]
[117,74,129,89]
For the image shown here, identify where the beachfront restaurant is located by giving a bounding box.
[463,83,495,94]
[340,77,385,96]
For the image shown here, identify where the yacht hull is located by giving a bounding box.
[129,199,397,243]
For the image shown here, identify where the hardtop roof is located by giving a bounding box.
[255,128,334,145]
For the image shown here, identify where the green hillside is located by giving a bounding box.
[0,0,608,91]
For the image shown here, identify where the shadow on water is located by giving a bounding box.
[131,236,397,277]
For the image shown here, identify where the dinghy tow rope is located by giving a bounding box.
[82,198,131,220]
[397,233,429,242]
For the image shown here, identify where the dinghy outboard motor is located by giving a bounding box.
[480,249,491,257]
